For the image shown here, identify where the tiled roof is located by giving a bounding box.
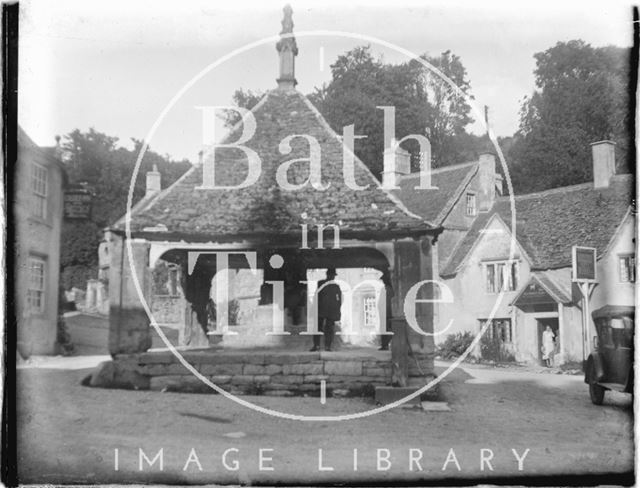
[391,162,477,225]
[116,89,436,241]
[510,271,572,305]
[534,271,572,304]
[441,174,635,275]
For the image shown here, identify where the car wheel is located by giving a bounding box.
[589,364,605,405]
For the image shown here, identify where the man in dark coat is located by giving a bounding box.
[311,268,341,352]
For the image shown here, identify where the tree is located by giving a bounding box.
[509,40,632,193]
[60,129,192,289]
[221,89,265,128]
[310,46,475,175]
[225,46,479,178]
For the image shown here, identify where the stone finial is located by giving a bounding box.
[276,4,298,90]
[280,4,294,34]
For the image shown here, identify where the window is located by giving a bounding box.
[485,261,518,293]
[363,295,379,329]
[31,163,48,219]
[481,318,513,343]
[27,256,46,313]
[465,193,477,216]
[619,254,635,283]
[167,266,180,295]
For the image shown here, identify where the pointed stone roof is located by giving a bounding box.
[116,89,437,242]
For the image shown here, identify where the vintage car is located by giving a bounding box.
[584,305,634,405]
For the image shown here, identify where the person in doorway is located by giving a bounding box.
[378,269,394,351]
[310,268,342,352]
[541,325,556,367]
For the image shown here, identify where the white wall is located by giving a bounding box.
[439,217,531,354]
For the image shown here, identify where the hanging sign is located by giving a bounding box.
[64,187,92,220]
[572,245,597,283]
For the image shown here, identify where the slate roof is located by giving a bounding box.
[391,161,478,225]
[115,89,437,242]
[441,174,635,276]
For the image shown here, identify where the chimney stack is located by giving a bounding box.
[276,5,298,90]
[478,152,496,211]
[382,141,411,189]
[591,140,616,189]
[146,164,161,197]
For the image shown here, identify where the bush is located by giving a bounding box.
[437,331,475,359]
[56,315,75,356]
[480,333,515,363]
[61,265,95,291]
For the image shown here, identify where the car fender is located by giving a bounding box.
[584,354,605,383]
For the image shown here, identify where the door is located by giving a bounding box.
[537,318,559,364]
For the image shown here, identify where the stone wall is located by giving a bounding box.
[92,350,398,397]
[151,295,185,325]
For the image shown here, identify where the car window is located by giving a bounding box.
[597,320,614,347]
[612,317,634,348]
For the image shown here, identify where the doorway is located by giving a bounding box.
[537,317,559,365]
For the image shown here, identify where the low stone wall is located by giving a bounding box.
[88,349,407,397]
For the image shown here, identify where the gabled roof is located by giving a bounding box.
[510,271,572,306]
[115,89,437,242]
[441,174,635,276]
[392,161,478,225]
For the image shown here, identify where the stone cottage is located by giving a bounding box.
[433,141,634,365]
[14,127,66,356]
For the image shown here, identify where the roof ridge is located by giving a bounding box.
[109,91,276,227]
[399,160,477,180]
[496,182,593,201]
[495,174,634,204]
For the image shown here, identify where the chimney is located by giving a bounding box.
[591,140,616,189]
[478,152,496,211]
[382,141,411,189]
[146,164,161,197]
[53,135,63,160]
[276,5,298,91]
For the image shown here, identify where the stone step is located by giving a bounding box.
[374,386,423,406]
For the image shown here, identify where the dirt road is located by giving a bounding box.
[15,357,634,485]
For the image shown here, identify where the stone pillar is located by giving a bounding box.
[108,233,153,355]
[392,238,436,380]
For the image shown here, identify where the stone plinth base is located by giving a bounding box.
[83,347,439,398]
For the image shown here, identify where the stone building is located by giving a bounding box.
[14,127,66,356]
[406,141,634,365]
[95,7,442,393]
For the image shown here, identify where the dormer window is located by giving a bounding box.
[466,192,477,216]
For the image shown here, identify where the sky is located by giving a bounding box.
[19,0,633,162]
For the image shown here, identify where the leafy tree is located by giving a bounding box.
[222,89,265,128]
[509,40,632,193]
[60,129,192,289]
[310,46,475,175]
[224,46,479,177]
